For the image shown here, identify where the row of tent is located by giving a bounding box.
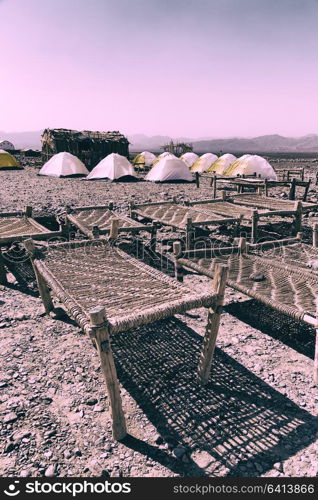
[0,149,277,181]
[133,151,277,180]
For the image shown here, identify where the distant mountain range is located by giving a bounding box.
[1,130,318,153]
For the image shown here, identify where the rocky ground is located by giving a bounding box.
[0,156,318,477]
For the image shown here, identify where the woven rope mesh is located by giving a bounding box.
[40,242,214,327]
[231,194,312,211]
[191,202,259,219]
[71,208,144,233]
[182,253,318,319]
[135,203,232,228]
[0,217,48,237]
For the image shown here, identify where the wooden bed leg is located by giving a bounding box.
[289,178,296,200]
[213,175,217,199]
[92,225,100,239]
[303,179,310,202]
[313,223,318,248]
[0,248,8,285]
[197,264,228,384]
[251,210,259,244]
[109,219,119,240]
[186,217,193,250]
[150,221,158,252]
[173,241,183,282]
[238,237,247,254]
[195,172,200,189]
[24,239,54,314]
[89,306,127,440]
[25,206,33,218]
[293,201,302,235]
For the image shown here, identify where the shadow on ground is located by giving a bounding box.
[111,316,318,477]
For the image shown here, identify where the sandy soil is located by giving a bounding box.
[0,156,318,478]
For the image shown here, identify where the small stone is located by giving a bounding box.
[172,446,187,458]
[307,259,318,270]
[63,450,73,459]
[84,397,98,406]
[249,272,266,282]
[74,448,82,457]
[45,465,57,477]
[93,405,104,412]
[4,412,18,424]
[274,462,284,472]
[154,434,164,445]
[20,469,31,477]
[4,442,15,453]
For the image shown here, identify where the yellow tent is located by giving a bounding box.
[132,151,156,169]
[0,149,22,169]
[206,153,237,174]
[224,155,277,179]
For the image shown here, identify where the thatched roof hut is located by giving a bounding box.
[41,128,129,170]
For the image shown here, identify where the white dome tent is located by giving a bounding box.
[152,152,177,165]
[180,152,199,168]
[87,153,137,181]
[224,155,277,179]
[0,140,15,151]
[191,153,218,173]
[206,153,237,175]
[146,157,193,183]
[38,152,89,177]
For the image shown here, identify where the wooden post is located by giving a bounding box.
[301,168,304,181]
[221,190,226,201]
[150,221,158,252]
[315,299,318,385]
[89,306,127,440]
[173,241,183,282]
[186,217,193,250]
[195,172,200,189]
[0,248,8,285]
[24,239,54,314]
[251,210,259,244]
[25,206,33,218]
[197,264,228,384]
[293,201,302,235]
[264,179,268,197]
[289,178,296,200]
[92,225,100,239]
[109,219,119,240]
[210,176,213,187]
[303,179,310,202]
[313,223,318,248]
[238,236,247,254]
[213,175,217,199]
[287,170,290,181]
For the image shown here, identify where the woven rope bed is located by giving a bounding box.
[66,205,151,239]
[253,241,318,274]
[131,201,241,249]
[0,208,62,245]
[231,194,318,212]
[174,246,318,383]
[23,238,228,439]
[186,197,301,242]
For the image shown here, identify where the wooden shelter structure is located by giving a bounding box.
[41,128,129,171]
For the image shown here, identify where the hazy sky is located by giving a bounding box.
[1,0,318,137]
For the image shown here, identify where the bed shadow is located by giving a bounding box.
[111,316,318,477]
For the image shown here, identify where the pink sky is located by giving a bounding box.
[1,0,318,137]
